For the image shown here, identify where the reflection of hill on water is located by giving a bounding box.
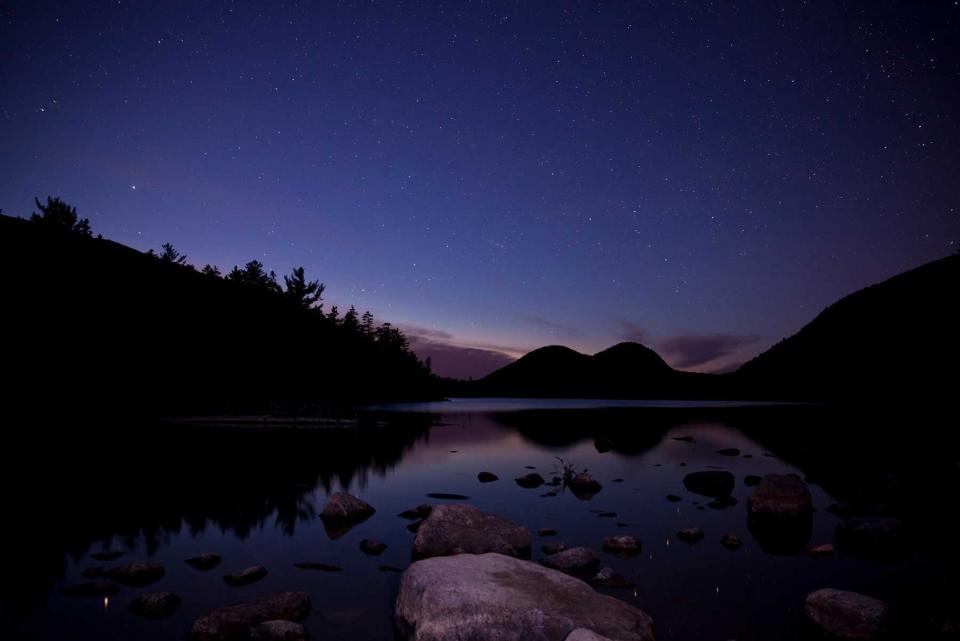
[0,415,431,615]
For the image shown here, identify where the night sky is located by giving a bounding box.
[2,1,958,378]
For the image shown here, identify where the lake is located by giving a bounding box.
[2,400,956,640]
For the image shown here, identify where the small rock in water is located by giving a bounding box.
[359,539,387,556]
[477,471,498,483]
[744,475,762,487]
[747,475,813,517]
[425,493,470,500]
[185,553,222,571]
[63,580,120,597]
[742,454,753,458]
[515,472,545,488]
[294,562,342,571]
[130,592,181,618]
[612,478,624,483]
[398,504,432,520]
[540,547,600,576]
[568,472,603,499]
[591,566,634,588]
[548,476,563,486]
[594,437,613,453]
[107,563,166,587]
[716,448,740,456]
[708,496,738,510]
[540,491,557,497]
[81,566,105,578]
[224,565,268,586]
[541,542,567,555]
[378,565,404,572]
[677,527,704,544]
[250,620,308,641]
[804,588,888,641]
[190,591,311,641]
[524,465,537,470]
[806,542,835,557]
[672,436,695,443]
[598,511,618,518]
[720,534,742,550]
[602,535,641,557]
[91,550,126,561]
[320,492,376,539]
[538,528,558,537]
[666,494,682,502]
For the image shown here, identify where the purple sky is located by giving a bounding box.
[2,1,958,378]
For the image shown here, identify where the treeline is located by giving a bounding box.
[4,197,438,415]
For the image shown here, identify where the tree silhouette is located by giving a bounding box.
[326,305,340,324]
[201,264,221,277]
[30,197,91,236]
[342,305,359,332]
[227,260,280,292]
[158,242,187,265]
[361,310,375,337]
[283,266,325,309]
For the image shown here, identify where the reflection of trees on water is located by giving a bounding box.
[0,415,431,617]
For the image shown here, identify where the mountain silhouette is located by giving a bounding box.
[471,254,959,401]
[733,253,959,400]
[1,213,438,416]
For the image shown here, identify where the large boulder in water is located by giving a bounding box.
[804,588,888,640]
[190,591,312,641]
[395,553,654,641]
[683,471,734,497]
[412,504,531,560]
[747,475,812,518]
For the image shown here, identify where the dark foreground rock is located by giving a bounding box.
[186,553,222,571]
[412,504,532,560]
[107,563,166,586]
[130,592,181,618]
[677,527,704,544]
[360,539,388,556]
[250,620,308,641]
[293,562,342,571]
[190,591,312,641]
[395,553,654,641]
[478,472,499,483]
[224,565,268,586]
[683,471,734,497]
[320,492,375,538]
[804,588,888,640]
[540,547,600,575]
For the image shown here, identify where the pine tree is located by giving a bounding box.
[227,260,281,292]
[159,242,187,265]
[30,197,91,236]
[283,266,325,309]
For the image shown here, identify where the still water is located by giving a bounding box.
[1,401,953,640]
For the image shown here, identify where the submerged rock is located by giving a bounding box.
[249,620,308,641]
[130,592,181,618]
[395,553,654,641]
[63,580,120,597]
[804,588,888,640]
[542,542,567,555]
[398,504,432,520]
[412,504,531,560]
[538,528,558,537]
[425,493,470,500]
[477,472,499,483]
[224,565,268,586]
[360,539,387,556]
[666,494,682,502]
[591,566,634,589]
[716,448,740,456]
[293,562,342,571]
[683,471,735,497]
[602,535,641,557]
[190,591,312,641]
[677,527,704,544]
[806,542,835,557]
[515,472,546,488]
[720,534,742,550]
[107,563,166,586]
[541,547,601,575]
[186,553,222,571]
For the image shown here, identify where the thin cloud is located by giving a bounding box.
[658,333,760,369]
[516,315,583,337]
[401,325,519,380]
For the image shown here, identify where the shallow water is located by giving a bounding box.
[2,402,955,640]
